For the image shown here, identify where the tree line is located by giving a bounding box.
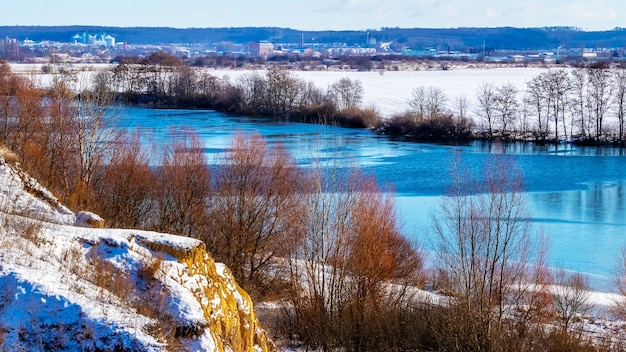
[381,62,626,145]
[6,60,626,351]
[88,52,626,145]
[87,52,378,130]
[89,52,475,142]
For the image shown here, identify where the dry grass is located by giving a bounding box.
[19,221,44,247]
[0,145,18,164]
[83,247,190,347]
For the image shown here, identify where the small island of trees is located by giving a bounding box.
[58,52,626,146]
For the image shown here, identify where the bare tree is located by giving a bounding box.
[552,268,593,332]
[587,64,613,141]
[169,65,201,105]
[34,69,79,202]
[570,68,588,138]
[111,61,148,101]
[237,71,267,114]
[433,151,543,324]
[494,83,519,135]
[286,157,424,351]
[518,94,531,137]
[264,66,303,117]
[93,131,156,229]
[613,67,626,141]
[206,132,305,293]
[0,61,15,144]
[343,175,424,351]
[455,95,470,121]
[72,71,121,208]
[195,70,222,103]
[544,70,571,140]
[525,75,549,140]
[10,73,43,155]
[476,82,497,139]
[327,77,363,111]
[525,70,575,140]
[409,86,448,120]
[152,128,211,237]
[286,157,356,350]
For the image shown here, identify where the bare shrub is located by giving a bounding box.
[334,106,380,128]
[85,254,134,303]
[83,248,183,346]
[432,151,551,349]
[0,214,45,247]
[137,253,165,282]
[612,245,626,320]
[552,268,594,332]
[0,145,18,164]
[284,162,425,351]
[151,128,211,238]
[206,132,305,297]
[59,245,85,276]
[376,111,473,142]
[19,221,44,247]
[93,131,156,229]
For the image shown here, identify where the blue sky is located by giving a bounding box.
[2,0,624,31]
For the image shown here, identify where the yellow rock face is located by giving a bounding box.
[168,241,275,352]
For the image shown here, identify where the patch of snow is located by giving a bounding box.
[0,160,254,350]
[74,211,104,227]
[0,161,75,225]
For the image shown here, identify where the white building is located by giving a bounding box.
[249,41,274,57]
[105,35,115,47]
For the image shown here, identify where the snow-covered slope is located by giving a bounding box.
[0,154,274,351]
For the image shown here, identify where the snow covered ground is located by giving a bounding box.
[0,154,272,351]
[9,62,554,118]
[210,65,552,117]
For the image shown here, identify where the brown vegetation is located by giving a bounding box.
[281,164,425,351]
[204,132,305,296]
[5,60,626,351]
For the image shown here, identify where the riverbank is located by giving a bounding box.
[9,61,626,146]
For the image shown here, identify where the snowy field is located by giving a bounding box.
[10,63,554,117]
[212,66,554,117]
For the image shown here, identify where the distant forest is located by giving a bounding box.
[2,25,626,51]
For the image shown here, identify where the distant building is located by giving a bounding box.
[249,41,274,57]
[72,32,117,47]
[582,50,598,58]
[401,47,436,57]
[105,35,115,47]
[326,46,376,56]
[0,37,20,60]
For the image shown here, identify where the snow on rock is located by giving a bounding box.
[0,155,274,351]
[74,211,105,228]
[0,157,74,225]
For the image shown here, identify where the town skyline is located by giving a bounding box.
[1,0,625,31]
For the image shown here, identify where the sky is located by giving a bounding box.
[1,0,624,31]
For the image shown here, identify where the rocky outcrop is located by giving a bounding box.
[75,210,105,228]
[153,237,274,351]
[0,150,275,351]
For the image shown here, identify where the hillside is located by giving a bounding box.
[2,26,626,51]
[0,151,273,351]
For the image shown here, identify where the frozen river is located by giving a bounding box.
[119,106,626,291]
